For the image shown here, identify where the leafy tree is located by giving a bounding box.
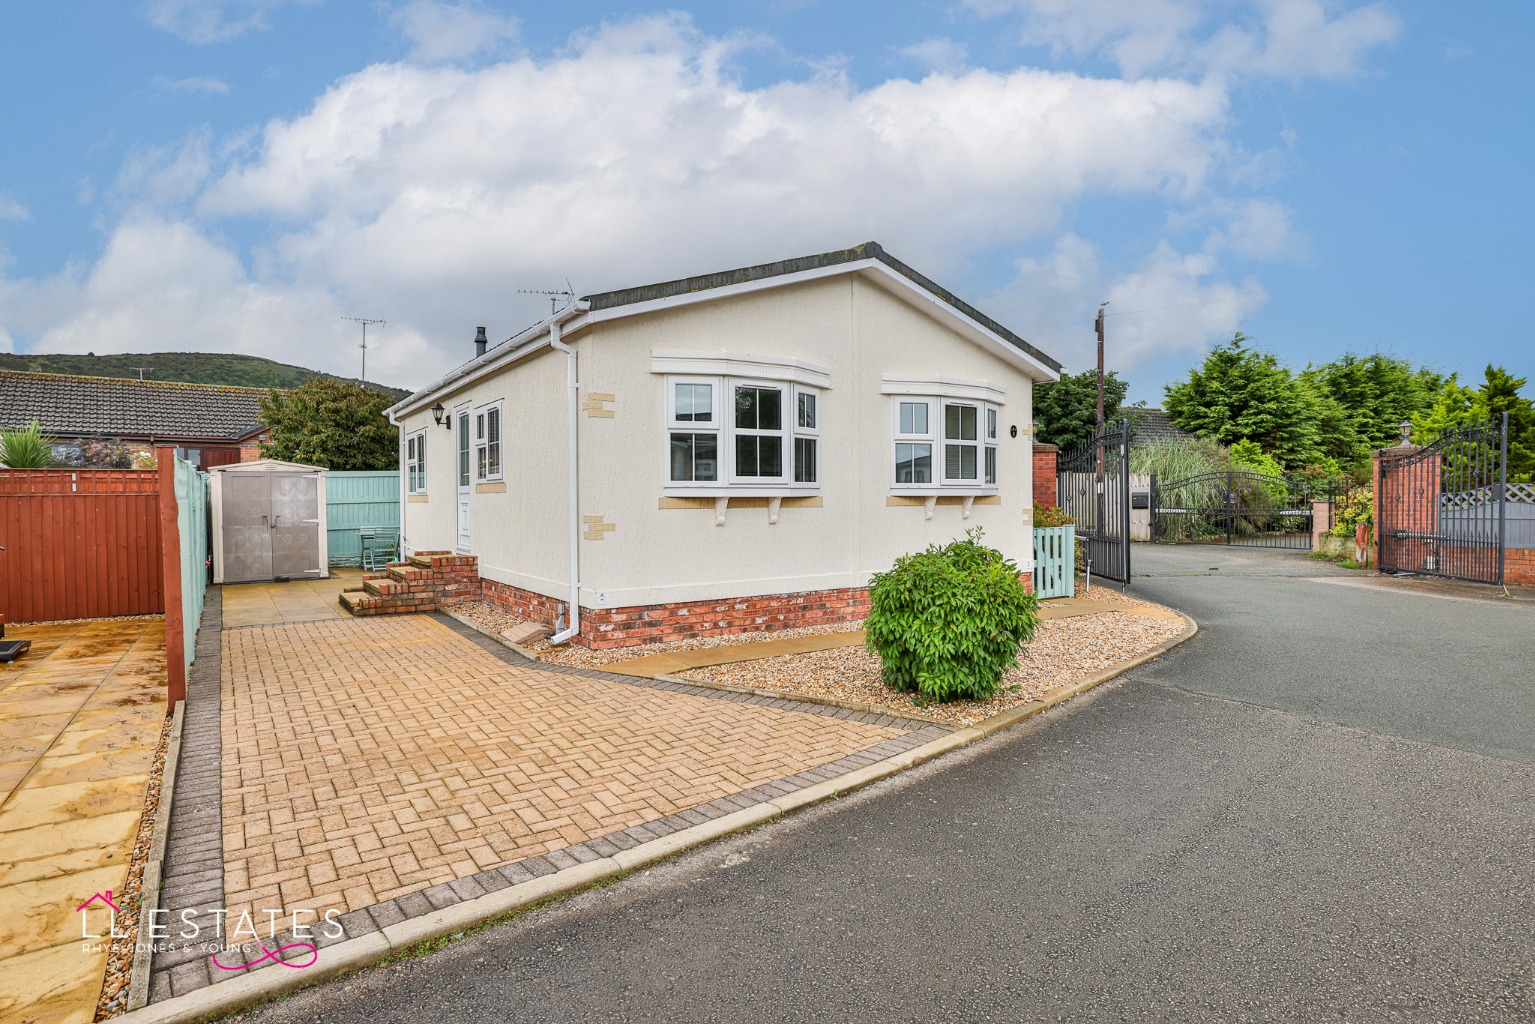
[258,377,399,470]
[1033,368,1128,450]
[1229,439,1284,479]
[1411,366,1535,482]
[1299,352,1441,470]
[1163,333,1323,467]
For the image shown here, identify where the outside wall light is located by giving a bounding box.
[431,402,449,429]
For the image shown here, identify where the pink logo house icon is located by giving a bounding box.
[76,890,120,939]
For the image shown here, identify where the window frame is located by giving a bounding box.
[889,394,1001,496]
[666,376,722,484]
[662,374,821,494]
[406,429,428,494]
[793,389,819,485]
[473,400,503,483]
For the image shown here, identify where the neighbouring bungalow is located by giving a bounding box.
[384,242,1062,648]
[0,371,270,470]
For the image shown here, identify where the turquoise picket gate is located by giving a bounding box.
[1032,525,1076,599]
[326,471,401,567]
[173,457,209,673]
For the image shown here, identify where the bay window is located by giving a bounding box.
[885,378,1003,493]
[664,375,820,490]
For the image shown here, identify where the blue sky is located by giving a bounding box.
[0,1,1530,402]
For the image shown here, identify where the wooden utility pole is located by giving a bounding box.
[1095,302,1108,430]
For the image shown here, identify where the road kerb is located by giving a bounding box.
[110,608,1198,1024]
[126,701,185,1012]
[611,805,781,871]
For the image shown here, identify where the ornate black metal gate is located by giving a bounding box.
[1150,471,1316,549]
[1377,415,1508,585]
[1057,419,1130,584]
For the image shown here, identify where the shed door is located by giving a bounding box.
[269,472,323,578]
[223,473,274,583]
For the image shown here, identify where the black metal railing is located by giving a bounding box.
[1057,419,1131,583]
[1150,470,1320,549]
[1377,415,1507,585]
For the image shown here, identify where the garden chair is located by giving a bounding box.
[360,527,400,571]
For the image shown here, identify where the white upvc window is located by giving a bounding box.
[667,377,720,483]
[474,401,503,482]
[889,390,1001,493]
[664,376,820,491]
[406,429,427,494]
[893,398,936,485]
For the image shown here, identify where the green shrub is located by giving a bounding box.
[1229,438,1284,478]
[865,528,1040,703]
[0,420,57,468]
[1033,501,1076,528]
[1330,489,1373,538]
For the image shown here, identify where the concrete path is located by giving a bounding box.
[219,570,362,628]
[234,544,1534,1024]
[0,618,167,1024]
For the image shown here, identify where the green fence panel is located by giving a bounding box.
[173,457,209,673]
[1032,525,1076,599]
[326,471,401,567]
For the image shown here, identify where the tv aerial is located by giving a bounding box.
[518,279,576,315]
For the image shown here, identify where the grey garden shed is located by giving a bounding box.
[210,459,330,584]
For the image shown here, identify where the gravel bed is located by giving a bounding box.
[449,601,867,669]
[677,609,1186,727]
[96,710,173,1020]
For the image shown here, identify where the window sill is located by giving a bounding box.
[884,491,1000,503]
[887,492,1000,520]
[662,486,820,499]
[406,494,429,503]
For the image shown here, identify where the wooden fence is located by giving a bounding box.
[1,456,211,706]
[0,469,164,623]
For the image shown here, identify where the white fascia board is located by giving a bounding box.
[388,303,590,419]
[881,375,1006,404]
[650,350,833,390]
[856,263,1060,383]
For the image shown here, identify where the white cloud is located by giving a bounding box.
[5,15,1275,388]
[152,74,233,94]
[0,196,29,222]
[899,37,970,74]
[965,0,1400,81]
[987,234,1267,375]
[142,0,314,44]
[389,0,520,64]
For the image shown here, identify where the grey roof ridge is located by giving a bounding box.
[580,241,1061,373]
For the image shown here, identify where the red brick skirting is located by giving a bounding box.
[1502,547,1535,586]
[480,578,870,650]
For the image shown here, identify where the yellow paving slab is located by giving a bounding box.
[0,939,110,1024]
[220,568,362,627]
[0,617,166,1024]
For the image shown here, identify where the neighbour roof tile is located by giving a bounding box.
[0,370,269,441]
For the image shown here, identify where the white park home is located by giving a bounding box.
[386,242,1062,648]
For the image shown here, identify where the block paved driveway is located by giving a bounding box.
[218,613,908,935]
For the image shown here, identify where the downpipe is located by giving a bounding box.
[547,316,582,645]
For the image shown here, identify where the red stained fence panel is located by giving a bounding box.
[0,469,164,623]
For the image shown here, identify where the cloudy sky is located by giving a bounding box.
[0,1,1529,400]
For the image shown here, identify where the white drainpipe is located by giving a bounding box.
[547,315,582,644]
[388,408,407,557]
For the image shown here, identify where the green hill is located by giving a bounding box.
[0,351,411,397]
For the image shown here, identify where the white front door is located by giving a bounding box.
[456,405,472,551]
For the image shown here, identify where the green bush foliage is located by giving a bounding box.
[1330,489,1373,538]
[0,420,58,468]
[1033,501,1076,528]
[865,528,1040,703]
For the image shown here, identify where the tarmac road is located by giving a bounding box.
[233,544,1534,1024]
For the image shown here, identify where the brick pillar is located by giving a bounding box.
[1374,444,1440,573]
[1032,443,1058,508]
